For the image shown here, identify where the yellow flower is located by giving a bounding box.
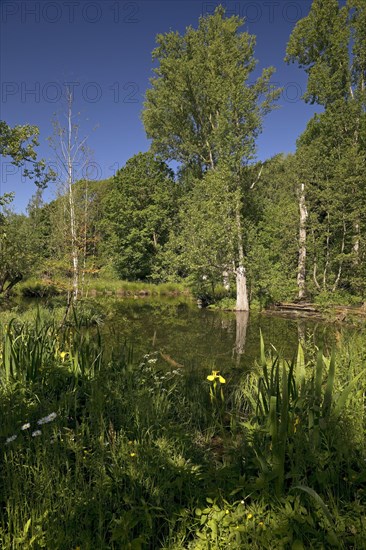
[60,351,68,361]
[130,452,136,457]
[207,370,226,384]
[247,513,253,520]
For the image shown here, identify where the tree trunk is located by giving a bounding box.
[236,265,249,311]
[235,203,249,311]
[353,222,360,263]
[222,270,230,291]
[67,101,79,302]
[68,182,78,301]
[297,183,307,300]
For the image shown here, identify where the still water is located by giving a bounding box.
[99,297,338,372]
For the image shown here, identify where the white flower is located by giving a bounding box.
[32,430,42,437]
[37,412,57,425]
[6,434,17,444]
[21,423,31,431]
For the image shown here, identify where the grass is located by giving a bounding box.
[0,308,366,548]
[15,277,191,299]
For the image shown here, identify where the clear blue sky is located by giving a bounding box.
[1,0,319,212]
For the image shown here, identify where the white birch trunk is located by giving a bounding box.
[235,205,249,311]
[297,183,307,300]
[66,97,79,302]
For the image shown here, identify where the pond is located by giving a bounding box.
[98,296,341,372]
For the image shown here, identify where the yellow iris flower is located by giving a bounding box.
[207,370,226,384]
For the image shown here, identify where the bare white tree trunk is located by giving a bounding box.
[50,89,89,304]
[81,179,89,297]
[353,222,360,263]
[297,183,308,300]
[66,96,79,301]
[235,205,249,311]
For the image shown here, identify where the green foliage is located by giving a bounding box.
[172,166,237,289]
[0,120,55,189]
[285,0,366,299]
[100,152,177,280]
[143,6,279,172]
[285,0,350,106]
[246,154,299,304]
[0,210,39,295]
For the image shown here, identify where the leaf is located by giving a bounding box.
[295,342,306,391]
[322,347,336,418]
[333,369,366,419]
[260,329,266,368]
[292,485,338,539]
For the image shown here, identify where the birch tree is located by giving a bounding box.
[49,90,90,302]
[286,0,366,298]
[143,7,279,310]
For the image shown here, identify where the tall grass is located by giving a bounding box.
[1,314,365,548]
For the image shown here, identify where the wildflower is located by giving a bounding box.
[60,351,68,361]
[225,510,229,514]
[130,452,136,457]
[32,430,42,437]
[21,423,31,431]
[6,434,17,444]
[207,370,226,383]
[258,521,264,527]
[247,513,253,520]
[37,412,57,425]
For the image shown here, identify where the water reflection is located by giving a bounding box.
[235,310,249,357]
[101,297,338,372]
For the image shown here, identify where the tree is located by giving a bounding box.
[0,209,35,295]
[0,121,55,293]
[49,90,91,301]
[173,165,237,290]
[0,120,54,192]
[100,152,176,280]
[245,154,299,304]
[143,7,279,310]
[285,0,366,299]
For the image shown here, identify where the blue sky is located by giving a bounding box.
[0,0,319,212]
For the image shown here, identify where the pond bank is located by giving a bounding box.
[265,301,366,323]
